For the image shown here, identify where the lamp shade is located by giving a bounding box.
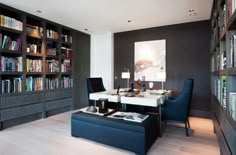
[156,72,166,82]
[122,72,130,79]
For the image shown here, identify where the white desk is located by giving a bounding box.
[120,92,168,107]
[89,90,171,137]
[120,90,170,137]
[89,91,120,103]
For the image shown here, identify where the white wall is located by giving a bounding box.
[90,32,114,90]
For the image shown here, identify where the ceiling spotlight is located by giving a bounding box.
[128,20,131,23]
[36,10,42,13]
[189,9,195,13]
[188,9,197,16]
[84,29,88,31]
[189,12,197,16]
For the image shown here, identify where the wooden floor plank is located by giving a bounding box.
[0,111,220,155]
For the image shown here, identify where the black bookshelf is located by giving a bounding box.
[210,0,236,155]
[0,3,90,131]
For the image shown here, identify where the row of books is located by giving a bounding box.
[61,76,73,88]
[61,59,71,72]
[1,78,22,94]
[229,34,236,67]
[61,47,72,58]
[26,24,43,38]
[0,34,22,51]
[45,59,59,72]
[0,14,23,31]
[221,76,227,109]
[26,77,43,91]
[61,34,72,43]
[219,4,226,35]
[47,48,57,56]
[26,59,42,72]
[26,43,41,53]
[46,29,59,40]
[228,0,236,19]
[46,78,59,90]
[1,56,22,72]
[214,76,226,109]
[213,76,236,122]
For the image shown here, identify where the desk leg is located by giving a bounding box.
[122,104,126,111]
[94,100,97,107]
[159,105,162,137]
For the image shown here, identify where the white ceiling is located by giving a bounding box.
[0,0,213,34]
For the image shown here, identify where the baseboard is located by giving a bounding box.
[189,110,210,118]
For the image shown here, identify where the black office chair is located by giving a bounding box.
[162,79,194,136]
[86,77,117,109]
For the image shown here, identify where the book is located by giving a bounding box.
[229,92,236,121]
[108,111,149,123]
[221,76,227,109]
[1,77,22,94]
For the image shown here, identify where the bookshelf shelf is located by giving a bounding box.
[46,72,60,75]
[220,30,226,40]
[46,55,59,59]
[0,26,22,34]
[26,52,43,57]
[0,49,22,55]
[46,38,59,43]
[26,34,43,40]
[26,72,43,75]
[0,72,23,75]
[61,41,72,46]
[228,10,236,30]
[61,56,72,60]
[61,72,72,75]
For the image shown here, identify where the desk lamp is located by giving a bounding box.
[156,72,166,90]
[121,69,130,89]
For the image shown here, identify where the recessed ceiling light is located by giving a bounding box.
[188,9,197,16]
[36,10,42,13]
[84,29,88,31]
[189,9,195,13]
[189,12,197,16]
[128,20,131,23]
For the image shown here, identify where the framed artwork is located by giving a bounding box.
[134,40,166,81]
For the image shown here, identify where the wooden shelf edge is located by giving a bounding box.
[0,26,22,34]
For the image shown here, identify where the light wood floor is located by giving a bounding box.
[0,111,220,155]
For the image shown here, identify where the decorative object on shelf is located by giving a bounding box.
[121,69,130,89]
[136,79,141,93]
[148,82,154,89]
[134,39,166,81]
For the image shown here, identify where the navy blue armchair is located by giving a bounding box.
[86,77,117,109]
[162,79,194,136]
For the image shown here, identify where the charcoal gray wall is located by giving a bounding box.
[114,20,211,117]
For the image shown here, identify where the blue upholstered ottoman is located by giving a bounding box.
[71,111,158,155]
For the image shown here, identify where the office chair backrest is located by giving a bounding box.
[86,77,106,105]
[176,79,194,120]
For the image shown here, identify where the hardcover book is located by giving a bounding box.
[229,92,236,121]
